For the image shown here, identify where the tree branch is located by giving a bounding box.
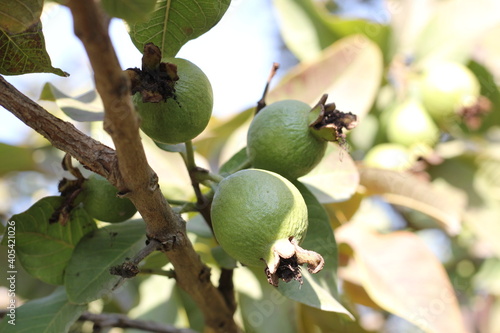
[0,0,241,330]
[66,1,240,330]
[0,76,116,176]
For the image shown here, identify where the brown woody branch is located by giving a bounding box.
[0,0,239,330]
[0,77,116,175]
[67,1,239,330]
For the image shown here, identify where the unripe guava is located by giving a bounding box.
[364,143,415,171]
[247,100,328,180]
[133,57,213,144]
[211,169,324,286]
[79,174,137,223]
[386,100,439,147]
[419,62,480,121]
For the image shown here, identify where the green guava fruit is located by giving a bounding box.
[211,168,324,286]
[133,57,213,144]
[386,100,439,147]
[364,143,415,171]
[419,62,480,121]
[247,98,357,180]
[79,174,137,223]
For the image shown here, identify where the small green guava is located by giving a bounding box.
[211,169,324,286]
[131,50,213,144]
[78,174,137,223]
[247,97,357,180]
[419,62,480,122]
[364,143,415,171]
[386,99,439,147]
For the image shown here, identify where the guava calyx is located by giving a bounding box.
[124,43,179,103]
[458,95,492,130]
[308,94,358,144]
[264,237,325,287]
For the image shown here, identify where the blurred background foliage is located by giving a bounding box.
[1,0,500,332]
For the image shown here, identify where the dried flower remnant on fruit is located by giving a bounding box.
[458,95,492,130]
[309,94,358,147]
[264,237,325,287]
[124,43,179,103]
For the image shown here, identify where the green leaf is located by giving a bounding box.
[0,0,43,34]
[468,61,500,132]
[234,266,299,333]
[272,0,335,61]
[272,0,390,63]
[154,141,186,153]
[360,167,466,235]
[127,275,189,331]
[0,287,86,333]
[0,142,38,175]
[298,144,359,203]
[65,219,147,304]
[39,83,104,122]
[275,180,352,317]
[218,147,249,177]
[337,223,468,333]
[412,0,500,64]
[0,22,68,76]
[211,245,237,269]
[128,0,231,57]
[2,196,97,285]
[268,34,383,121]
[101,0,157,23]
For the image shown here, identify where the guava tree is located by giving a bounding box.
[1,0,500,332]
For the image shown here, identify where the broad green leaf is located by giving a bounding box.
[268,34,383,121]
[218,146,249,177]
[101,0,157,23]
[468,61,500,132]
[127,275,189,332]
[273,0,390,63]
[298,144,359,203]
[2,196,97,285]
[65,219,147,304]
[0,287,86,333]
[360,167,466,235]
[0,142,38,175]
[176,286,205,332]
[429,149,480,195]
[277,271,350,315]
[336,223,468,333]
[39,83,104,122]
[186,213,213,238]
[154,141,186,153]
[0,0,43,34]
[194,107,253,164]
[273,0,334,61]
[277,181,352,317]
[128,0,231,57]
[413,0,500,65]
[298,304,371,333]
[234,266,299,333]
[211,245,237,269]
[0,22,68,76]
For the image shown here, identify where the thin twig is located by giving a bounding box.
[256,62,280,114]
[79,312,197,333]
[110,239,163,278]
